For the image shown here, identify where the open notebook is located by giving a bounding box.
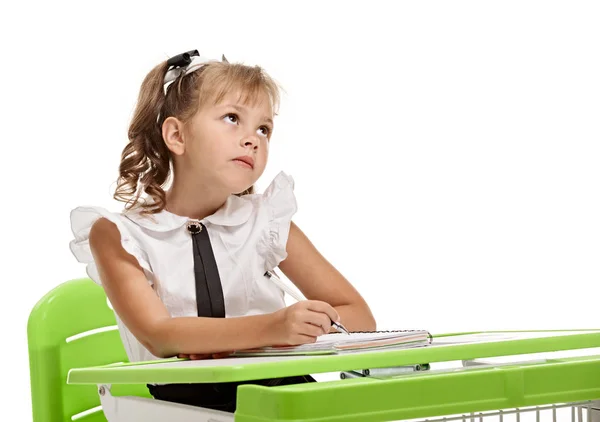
[232,330,432,356]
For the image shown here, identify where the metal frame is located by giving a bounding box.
[399,401,600,422]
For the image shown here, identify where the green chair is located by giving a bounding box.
[27,277,150,422]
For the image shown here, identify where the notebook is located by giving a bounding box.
[232,330,432,356]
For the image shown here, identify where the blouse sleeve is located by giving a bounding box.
[69,206,153,285]
[257,172,298,271]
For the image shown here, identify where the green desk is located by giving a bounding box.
[67,330,600,421]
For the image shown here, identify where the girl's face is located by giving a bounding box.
[174,89,274,194]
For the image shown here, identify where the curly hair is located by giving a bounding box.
[113,58,280,214]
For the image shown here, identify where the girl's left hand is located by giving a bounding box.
[177,351,233,360]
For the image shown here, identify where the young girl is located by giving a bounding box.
[69,49,376,413]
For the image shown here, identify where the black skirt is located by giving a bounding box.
[147,375,316,413]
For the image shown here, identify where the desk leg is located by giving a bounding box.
[97,384,234,422]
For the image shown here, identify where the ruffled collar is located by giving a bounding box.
[123,193,254,232]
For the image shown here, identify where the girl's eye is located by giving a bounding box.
[258,126,271,137]
[224,113,238,124]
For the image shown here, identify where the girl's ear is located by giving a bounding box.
[162,117,186,156]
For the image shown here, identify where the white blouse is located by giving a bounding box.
[69,171,297,363]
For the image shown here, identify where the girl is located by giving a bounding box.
[69,50,376,413]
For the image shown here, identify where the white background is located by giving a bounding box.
[1,0,599,418]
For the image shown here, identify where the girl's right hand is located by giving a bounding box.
[269,300,340,346]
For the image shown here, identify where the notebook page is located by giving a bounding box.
[253,330,431,352]
[317,330,427,345]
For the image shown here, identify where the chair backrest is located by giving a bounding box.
[27,278,148,422]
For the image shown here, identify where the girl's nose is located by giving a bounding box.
[241,135,259,149]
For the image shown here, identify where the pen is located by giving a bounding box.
[264,271,350,335]
[331,320,351,335]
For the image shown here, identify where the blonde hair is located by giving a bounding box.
[114,58,281,214]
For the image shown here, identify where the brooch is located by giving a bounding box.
[187,220,202,234]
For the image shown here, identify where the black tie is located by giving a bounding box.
[188,221,225,318]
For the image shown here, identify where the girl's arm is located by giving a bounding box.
[278,221,377,332]
[89,218,337,358]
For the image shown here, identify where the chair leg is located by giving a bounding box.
[97,384,234,422]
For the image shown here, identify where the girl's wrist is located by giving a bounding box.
[258,310,282,347]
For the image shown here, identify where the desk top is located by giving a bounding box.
[67,330,600,385]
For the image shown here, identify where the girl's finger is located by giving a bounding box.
[212,351,233,359]
[189,353,212,360]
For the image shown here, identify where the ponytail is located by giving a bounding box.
[114,61,172,214]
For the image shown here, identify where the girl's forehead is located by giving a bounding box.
[208,89,274,115]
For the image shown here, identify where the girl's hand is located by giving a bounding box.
[269,300,339,346]
[177,351,232,360]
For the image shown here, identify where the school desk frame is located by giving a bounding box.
[66,330,600,422]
